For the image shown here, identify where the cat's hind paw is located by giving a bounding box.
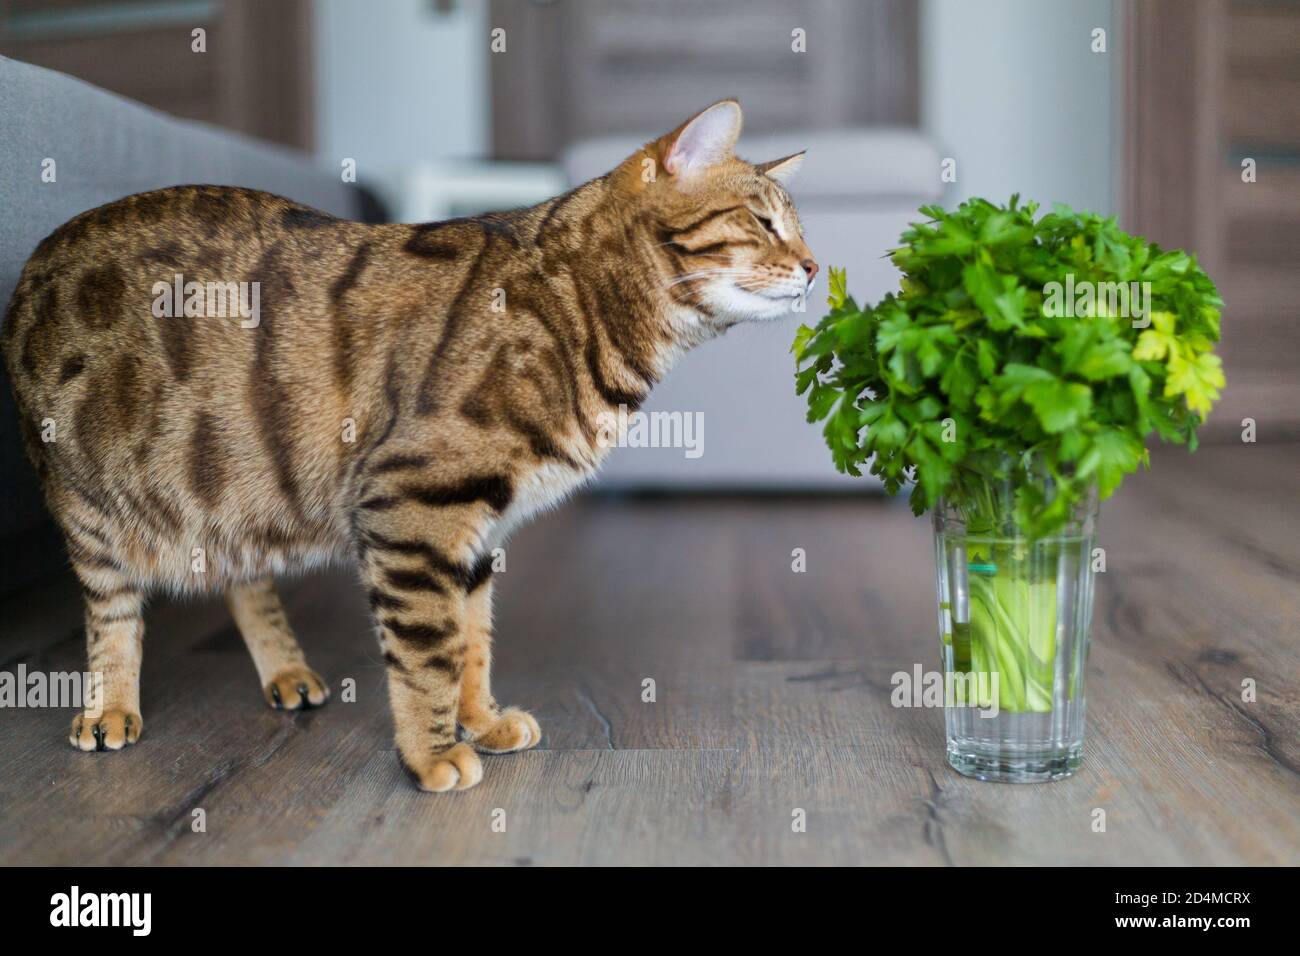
[263,666,330,711]
[467,707,541,754]
[401,742,483,792]
[70,708,142,752]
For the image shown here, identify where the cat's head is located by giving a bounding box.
[615,100,817,329]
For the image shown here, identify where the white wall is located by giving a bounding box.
[921,0,1115,215]
[312,0,488,174]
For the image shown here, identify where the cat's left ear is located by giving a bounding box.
[756,151,805,185]
[660,100,744,178]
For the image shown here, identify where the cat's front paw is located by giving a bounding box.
[401,742,483,792]
[467,707,542,754]
[263,666,330,711]
[70,708,142,751]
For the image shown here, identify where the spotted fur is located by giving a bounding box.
[1,101,815,790]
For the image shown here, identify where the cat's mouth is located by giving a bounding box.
[750,279,813,300]
[739,274,814,304]
[672,270,810,323]
[720,278,810,321]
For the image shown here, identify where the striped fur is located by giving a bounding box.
[0,100,814,791]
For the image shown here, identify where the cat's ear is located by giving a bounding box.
[660,100,744,178]
[756,151,805,185]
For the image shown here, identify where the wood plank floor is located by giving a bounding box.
[0,441,1296,865]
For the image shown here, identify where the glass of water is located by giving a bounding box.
[933,490,1098,782]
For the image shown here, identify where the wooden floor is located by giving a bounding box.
[0,441,1296,866]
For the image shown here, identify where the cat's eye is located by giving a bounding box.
[752,211,778,237]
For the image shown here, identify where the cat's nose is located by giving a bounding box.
[800,258,819,281]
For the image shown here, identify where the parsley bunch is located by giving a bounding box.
[793,197,1224,538]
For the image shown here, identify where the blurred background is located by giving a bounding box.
[1,0,1297,585]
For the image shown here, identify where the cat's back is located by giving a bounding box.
[2,185,363,386]
[13,184,348,284]
[0,186,391,558]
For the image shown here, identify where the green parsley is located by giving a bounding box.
[793,196,1224,539]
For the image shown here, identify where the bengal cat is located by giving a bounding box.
[1,100,816,791]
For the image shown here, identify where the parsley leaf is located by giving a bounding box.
[793,197,1224,537]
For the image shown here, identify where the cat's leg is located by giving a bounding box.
[226,576,329,710]
[458,576,541,753]
[356,517,482,792]
[48,484,146,750]
[69,567,145,752]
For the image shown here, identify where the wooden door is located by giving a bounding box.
[489,0,918,160]
[0,0,315,151]
[1121,0,1300,437]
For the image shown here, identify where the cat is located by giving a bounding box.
[1,100,816,791]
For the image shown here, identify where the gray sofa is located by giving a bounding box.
[0,55,382,594]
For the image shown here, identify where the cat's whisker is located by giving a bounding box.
[666,268,756,288]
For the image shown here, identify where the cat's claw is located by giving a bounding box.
[70,708,142,751]
[264,666,329,711]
